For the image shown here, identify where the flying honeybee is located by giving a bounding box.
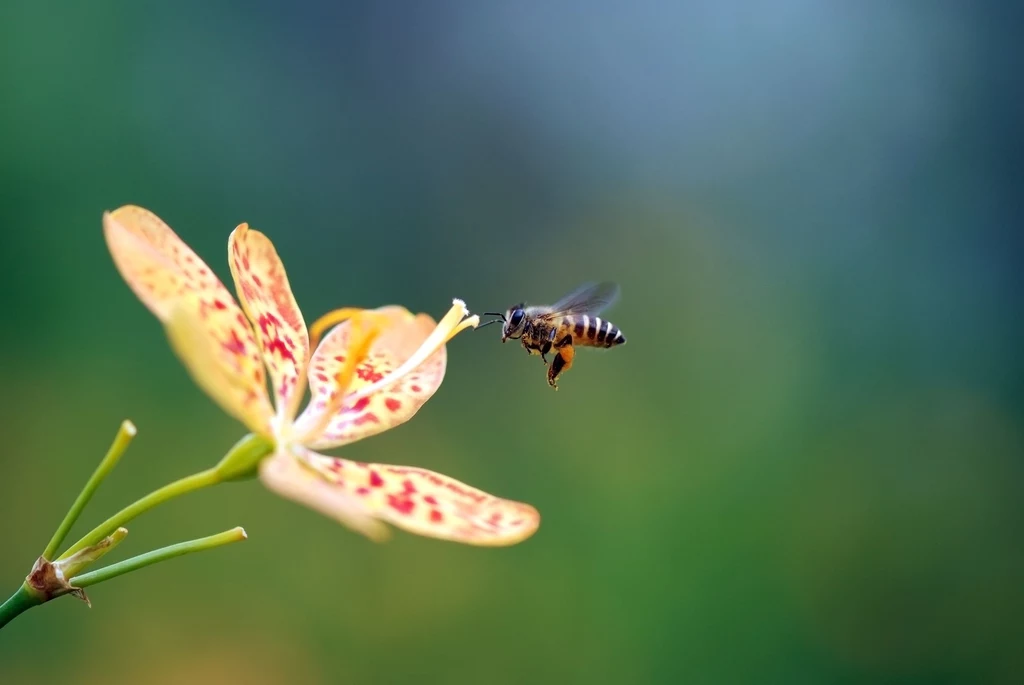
[480,281,626,389]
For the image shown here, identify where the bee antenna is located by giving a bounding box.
[477,318,504,329]
[482,312,506,320]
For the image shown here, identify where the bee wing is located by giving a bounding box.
[539,281,621,320]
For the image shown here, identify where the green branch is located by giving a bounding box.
[58,468,221,559]
[43,420,137,560]
[71,527,248,589]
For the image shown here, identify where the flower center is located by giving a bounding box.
[294,312,384,444]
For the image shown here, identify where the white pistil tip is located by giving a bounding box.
[236,527,248,540]
[122,420,138,437]
[452,298,467,311]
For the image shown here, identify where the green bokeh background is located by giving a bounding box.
[2,3,1022,683]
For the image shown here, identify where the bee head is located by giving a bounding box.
[502,306,528,342]
[480,304,527,342]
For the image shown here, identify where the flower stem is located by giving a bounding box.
[1,434,273,631]
[71,527,247,589]
[57,467,221,560]
[57,433,273,560]
[0,584,43,630]
[43,420,137,560]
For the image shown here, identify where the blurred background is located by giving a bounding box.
[1,2,1022,683]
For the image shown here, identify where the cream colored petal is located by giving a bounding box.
[228,224,310,421]
[259,449,390,543]
[344,299,478,404]
[165,291,274,436]
[293,307,446,448]
[103,205,233,322]
[261,447,539,546]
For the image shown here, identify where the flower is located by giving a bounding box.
[103,205,539,546]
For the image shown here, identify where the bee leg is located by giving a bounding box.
[540,341,552,365]
[547,337,575,389]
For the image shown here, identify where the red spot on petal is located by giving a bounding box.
[355,365,385,383]
[423,495,438,505]
[315,373,329,382]
[334,355,346,362]
[511,519,523,527]
[385,397,402,412]
[410,385,422,393]
[402,479,417,494]
[430,509,443,523]
[369,471,384,487]
[356,487,370,496]
[221,329,246,356]
[353,413,380,426]
[328,460,344,472]
[266,337,297,363]
[212,299,228,310]
[252,274,262,287]
[257,312,281,334]
[387,494,415,515]
[350,396,371,413]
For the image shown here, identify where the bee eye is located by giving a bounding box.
[509,310,525,327]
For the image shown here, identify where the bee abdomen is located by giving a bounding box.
[571,315,586,339]
[570,315,626,348]
[607,324,626,347]
[598,318,626,348]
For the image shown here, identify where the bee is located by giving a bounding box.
[480,281,626,389]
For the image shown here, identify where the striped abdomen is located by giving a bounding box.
[564,314,627,348]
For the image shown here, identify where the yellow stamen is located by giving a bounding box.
[446,313,480,342]
[346,299,478,404]
[287,306,368,428]
[331,318,381,399]
[296,312,385,444]
[309,307,365,352]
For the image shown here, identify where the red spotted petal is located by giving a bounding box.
[164,291,274,436]
[295,308,446,448]
[104,206,234,322]
[228,224,309,420]
[259,448,540,546]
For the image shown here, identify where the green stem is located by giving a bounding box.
[43,420,137,560]
[57,467,221,560]
[58,433,272,560]
[0,585,43,630]
[0,434,273,631]
[71,527,247,589]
